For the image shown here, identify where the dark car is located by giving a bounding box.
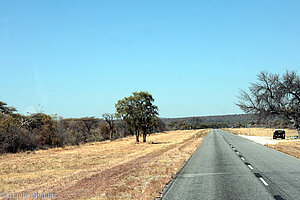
[273,129,285,139]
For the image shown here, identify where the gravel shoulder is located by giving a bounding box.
[239,135,282,145]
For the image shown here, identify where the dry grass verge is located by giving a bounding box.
[0,129,209,200]
[266,142,300,159]
[224,128,298,137]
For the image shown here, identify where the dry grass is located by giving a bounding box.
[0,129,209,200]
[224,127,298,137]
[266,141,300,159]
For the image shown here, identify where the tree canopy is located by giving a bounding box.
[237,70,300,135]
[115,91,159,142]
[0,101,17,115]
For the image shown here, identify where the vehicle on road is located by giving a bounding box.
[273,129,285,139]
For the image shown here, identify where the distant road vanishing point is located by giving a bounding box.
[161,129,300,200]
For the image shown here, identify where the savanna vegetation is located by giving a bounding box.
[0,91,165,154]
[0,92,211,199]
[0,103,105,154]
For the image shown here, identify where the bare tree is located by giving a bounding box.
[237,70,300,136]
[102,113,115,140]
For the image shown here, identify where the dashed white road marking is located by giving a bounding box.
[233,148,235,150]
[236,152,240,155]
[248,165,253,170]
[241,157,245,161]
[259,177,269,186]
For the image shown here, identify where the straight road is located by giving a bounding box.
[161,129,300,200]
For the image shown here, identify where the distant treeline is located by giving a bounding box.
[164,114,294,130]
[166,120,229,130]
[161,114,257,127]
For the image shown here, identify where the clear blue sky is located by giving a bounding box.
[1,0,299,118]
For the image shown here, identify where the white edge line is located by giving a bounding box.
[248,165,253,169]
[259,177,269,186]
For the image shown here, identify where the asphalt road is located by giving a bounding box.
[161,129,300,200]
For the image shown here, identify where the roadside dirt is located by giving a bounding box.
[239,135,281,145]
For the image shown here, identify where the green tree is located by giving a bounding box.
[115,91,159,142]
[0,101,17,115]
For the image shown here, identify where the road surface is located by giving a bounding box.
[161,129,300,200]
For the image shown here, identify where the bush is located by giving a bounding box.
[0,128,38,154]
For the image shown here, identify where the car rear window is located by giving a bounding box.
[275,131,284,134]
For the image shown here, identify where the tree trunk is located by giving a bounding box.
[109,130,112,141]
[296,125,300,137]
[143,132,146,142]
[136,130,139,142]
[109,123,114,141]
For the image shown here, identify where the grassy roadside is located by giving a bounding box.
[0,129,209,200]
[225,128,300,160]
[224,128,298,137]
[265,142,300,159]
